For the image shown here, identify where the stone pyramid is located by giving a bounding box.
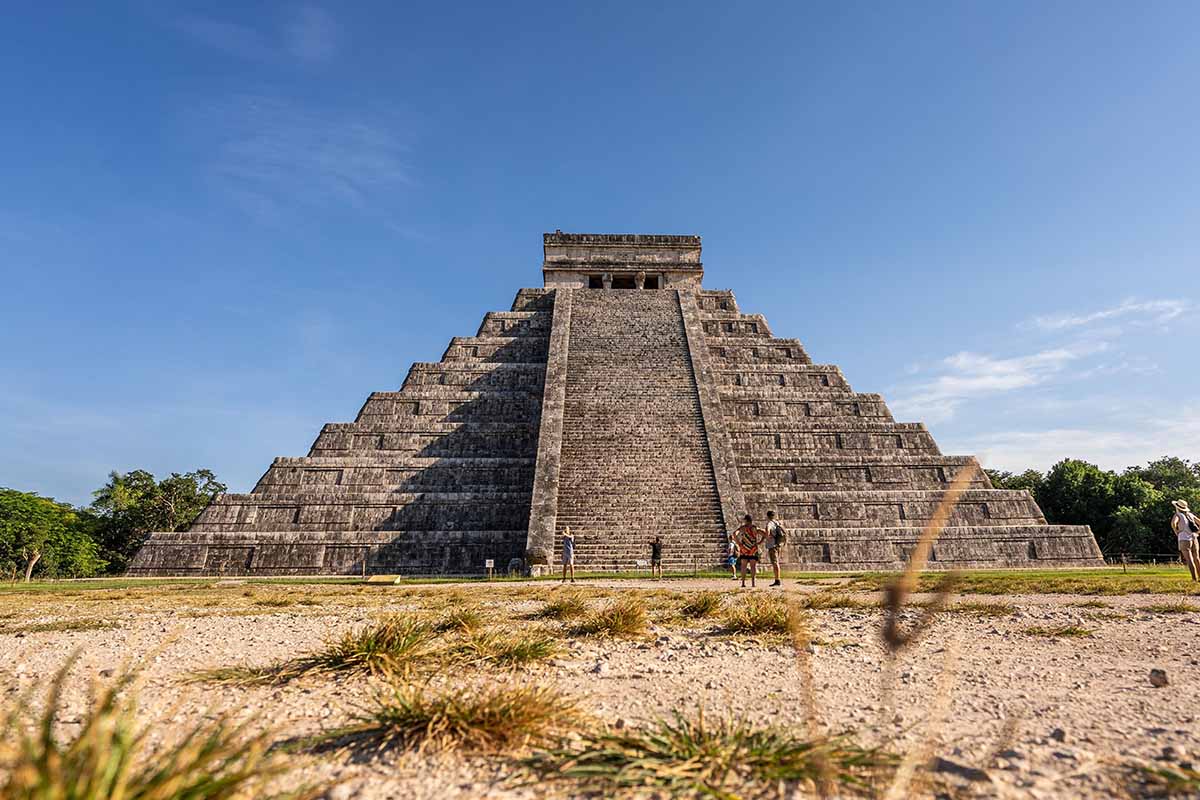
[129,233,1104,576]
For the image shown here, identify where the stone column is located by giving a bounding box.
[602,273,612,289]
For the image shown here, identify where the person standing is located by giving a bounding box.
[1171,500,1200,582]
[650,535,664,579]
[734,514,766,588]
[764,510,786,587]
[726,537,738,578]
[561,527,576,584]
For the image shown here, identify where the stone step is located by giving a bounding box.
[554,290,727,545]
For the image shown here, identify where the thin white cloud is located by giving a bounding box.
[890,342,1107,424]
[946,406,1200,473]
[284,5,339,63]
[186,94,414,220]
[173,6,339,65]
[173,16,273,62]
[1029,298,1186,331]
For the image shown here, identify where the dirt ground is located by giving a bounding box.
[1,575,1198,798]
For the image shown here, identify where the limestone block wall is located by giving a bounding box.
[694,289,1104,569]
[128,289,556,576]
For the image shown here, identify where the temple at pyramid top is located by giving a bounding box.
[128,230,1104,577]
[543,231,704,289]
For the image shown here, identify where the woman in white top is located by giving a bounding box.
[1171,499,1200,582]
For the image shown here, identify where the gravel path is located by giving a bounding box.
[2,578,1197,798]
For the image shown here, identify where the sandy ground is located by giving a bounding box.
[1,577,1198,798]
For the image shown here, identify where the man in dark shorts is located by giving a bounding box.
[650,535,663,579]
[734,514,766,588]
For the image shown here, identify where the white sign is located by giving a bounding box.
[635,559,649,567]
[484,559,495,568]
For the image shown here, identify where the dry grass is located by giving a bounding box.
[450,630,559,668]
[1143,600,1200,614]
[799,593,880,611]
[531,595,589,620]
[1128,762,1200,797]
[1,618,118,635]
[0,661,315,800]
[722,595,790,634]
[523,710,896,798]
[193,616,437,685]
[948,601,1015,617]
[1070,599,1112,609]
[252,597,294,608]
[678,591,723,619]
[1021,624,1094,638]
[573,598,648,638]
[434,606,483,632]
[310,683,579,756]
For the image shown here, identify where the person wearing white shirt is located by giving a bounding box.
[1171,499,1200,582]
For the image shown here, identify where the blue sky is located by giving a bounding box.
[2,2,1198,506]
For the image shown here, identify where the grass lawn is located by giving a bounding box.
[1,564,1194,597]
[838,565,1200,596]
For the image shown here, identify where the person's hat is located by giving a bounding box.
[1172,499,1190,512]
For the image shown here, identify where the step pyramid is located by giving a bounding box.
[129,233,1104,575]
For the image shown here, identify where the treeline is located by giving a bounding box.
[0,470,224,581]
[2,456,1196,580]
[987,456,1200,557]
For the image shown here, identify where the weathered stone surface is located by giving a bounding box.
[128,232,1104,575]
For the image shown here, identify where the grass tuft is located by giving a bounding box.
[1020,624,1094,638]
[523,711,895,798]
[451,630,559,668]
[722,594,790,634]
[313,683,579,755]
[532,596,588,620]
[573,598,648,638]
[948,601,1015,617]
[1129,762,1200,797]
[679,592,723,619]
[252,597,293,608]
[1144,600,1200,614]
[1,618,118,635]
[0,659,315,800]
[799,594,880,611]
[434,606,483,633]
[193,615,436,685]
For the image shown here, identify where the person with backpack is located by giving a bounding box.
[764,510,787,587]
[1171,500,1200,582]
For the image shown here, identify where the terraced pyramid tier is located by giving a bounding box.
[129,232,1103,576]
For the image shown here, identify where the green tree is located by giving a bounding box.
[985,468,1045,495]
[1122,456,1200,555]
[90,469,225,571]
[1037,459,1119,540]
[0,489,104,581]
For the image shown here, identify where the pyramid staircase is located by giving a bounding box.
[553,291,725,570]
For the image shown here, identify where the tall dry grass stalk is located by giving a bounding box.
[876,468,975,799]
[0,658,315,800]
[881,467,974,652]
